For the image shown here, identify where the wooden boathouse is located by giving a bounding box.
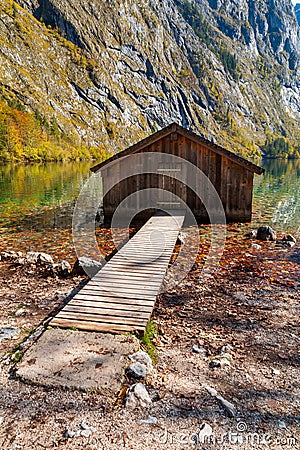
[91,123,264,223]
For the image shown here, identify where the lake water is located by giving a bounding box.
[0,159,299,263]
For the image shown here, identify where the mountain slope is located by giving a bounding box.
[1,0,300,160]
[295,4,300,25]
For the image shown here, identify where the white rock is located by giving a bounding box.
[25,252,40,264]
[80,429,91,438]
[271,368,280,375]
[198,423,213,443]
[177,232,186,244]
[209,352,233,368]
[80,420,96,433]
[80,420,89,430]
[128,362,148,378]
[221,344,234,354]
[126,383,152,408]
[216,395,236,417]
[15,308,26,317]
[278,420,288,430]
[205,386,218,397]
[192,345,206,355]
[0,327,20,343]
[129,350,153,373]
[251,243,261,249]
[66,429,81,438]
[139,416,158,424]
[286,241,295,248]
[284,234,296,243]
[205,386,236,417]
[37,252,54,265]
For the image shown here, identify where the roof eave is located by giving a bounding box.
[90,123,178,173]
[90,123,264,175]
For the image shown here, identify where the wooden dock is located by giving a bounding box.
[50,211,185,333]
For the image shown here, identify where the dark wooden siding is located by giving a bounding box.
[102,134,254,223]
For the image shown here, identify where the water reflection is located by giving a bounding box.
[0,161,92,231]
[0,158,299,260]
[253,159,300,235]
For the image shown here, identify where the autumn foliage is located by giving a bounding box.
[0,95,109,162]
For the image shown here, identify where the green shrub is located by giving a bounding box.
[140,320,158,363]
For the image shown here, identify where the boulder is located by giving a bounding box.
[127,362,148,379]
[48,260,71,278]
[37,252,54,266]
[126,383,152,408]
[72,257,102,277]
[25,252,40,264]
[277,234,297,248]
[256,226,276,241]
[24,251,53,265]
[129,350,153,374]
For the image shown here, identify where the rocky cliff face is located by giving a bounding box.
[295,4,300,25]
[1,0,300,157]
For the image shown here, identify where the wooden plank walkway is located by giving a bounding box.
[50,211,185,333]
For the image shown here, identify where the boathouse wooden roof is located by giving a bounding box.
[91,123,264,174]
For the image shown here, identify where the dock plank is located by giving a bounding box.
[50,211,185,333]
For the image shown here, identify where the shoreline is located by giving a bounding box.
[0,237,299,449]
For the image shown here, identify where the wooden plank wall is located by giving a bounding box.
[102,134,254,223]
